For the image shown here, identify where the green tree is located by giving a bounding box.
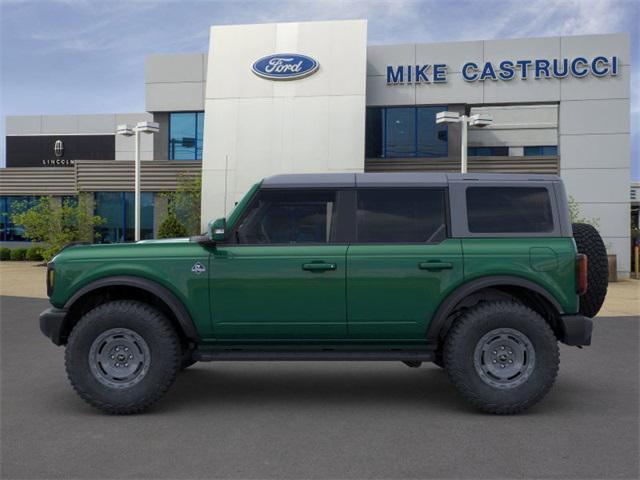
[11,195,105,261]
[157,213,188,239]
[162,173,202,236]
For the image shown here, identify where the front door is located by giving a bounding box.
[346,188,463,340]
[210,188,348,340]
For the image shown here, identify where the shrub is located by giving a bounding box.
[26,246,44,261]
[158,213,188,239]
[10,248,27,261]
[161,173,202,236]
[0,248,10,261]
[10,195,105,262]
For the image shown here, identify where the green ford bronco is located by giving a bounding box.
[40,173,608,415]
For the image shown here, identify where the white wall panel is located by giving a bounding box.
[560,134,629,169]
[41,116,78,134]
[146,54,205,83]
[6,116,42,134]
[328,95,366,171]
[560,33,630,65]
[483,37,561,64]
[469,128,557,147]
[201,20,367,226]
[561,168,630,203]
[146,82,205,112]
[573,202,630,239]
[415,41,483,73]
[415,73,483,104]
[560,65,630,101]
[366,44,415,77]
[77,115,116,134]
[483,77,561,103]
[600,237,631,276]
[560,99,629,135]
[366,75,414,106]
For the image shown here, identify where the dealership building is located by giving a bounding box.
[0,20,633,276]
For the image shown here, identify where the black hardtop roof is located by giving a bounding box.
[261,172,561,188]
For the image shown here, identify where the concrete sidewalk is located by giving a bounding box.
[1,261,637,317]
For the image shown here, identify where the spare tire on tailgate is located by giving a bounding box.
[572,223,608,318]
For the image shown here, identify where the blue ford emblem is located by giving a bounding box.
[252,53,319,80]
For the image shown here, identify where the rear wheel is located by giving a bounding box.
[572,222,608,318]
[65,300,181,414]
[444,301,559,414]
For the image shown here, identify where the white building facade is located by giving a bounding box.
[3,20,633,276]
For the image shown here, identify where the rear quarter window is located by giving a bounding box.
[466,187,554,233]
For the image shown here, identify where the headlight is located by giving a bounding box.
[46,263,55,297]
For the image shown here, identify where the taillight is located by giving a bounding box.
[576,254,588,295]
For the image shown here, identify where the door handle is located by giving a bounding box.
[302,262,337,272]
[418,261,453,271]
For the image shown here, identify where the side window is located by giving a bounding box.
[356,188,447,243]
[466,187,554,233]
[235,190,337,244]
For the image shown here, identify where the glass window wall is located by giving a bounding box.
[169,112,204,160]
[95,192,154,243]
[365,106,448,158]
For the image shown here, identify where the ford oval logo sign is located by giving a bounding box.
[252,53,319,80]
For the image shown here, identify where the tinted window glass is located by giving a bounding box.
[385,108,415,157]
[236,190,337,244]
[365,108,383,158]
[365,106,448,159]
[169,112,204,160]
[468,146,509,156]
[524,145,558,156]
[416,107,448,158]
[95,192,154,243]
[356,189,446,243]
[466,187,554,233]
[0,196,39,241]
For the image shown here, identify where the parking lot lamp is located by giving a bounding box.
[116,122,159,241]
[436,111,492,173]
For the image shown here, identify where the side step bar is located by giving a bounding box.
[194,350,434,362]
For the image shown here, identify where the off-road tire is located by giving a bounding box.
[65,300,181,414]
[572,222,608,318]
[444,301,559,414]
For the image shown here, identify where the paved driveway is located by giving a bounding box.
[1,296,638,479]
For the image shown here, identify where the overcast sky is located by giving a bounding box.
[1,0,638,178]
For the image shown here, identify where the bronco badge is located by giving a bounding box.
[191,262,206,275]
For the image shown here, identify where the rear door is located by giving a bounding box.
[210,188,349,340]
[346,188,463,340]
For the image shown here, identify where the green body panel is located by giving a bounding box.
[462,238,579,314]
[209,245,348,340]
[346,239,464,339]
[49,240,215,337]
[47,181,580,348]
[226,182,261,230]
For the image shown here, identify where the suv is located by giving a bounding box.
[40,173,608,415]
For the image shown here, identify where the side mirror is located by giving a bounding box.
[210,217,227,242]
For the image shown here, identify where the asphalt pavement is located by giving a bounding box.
[1,295,638,479]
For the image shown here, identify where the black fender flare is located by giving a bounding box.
[426,275,564,342]
[64,275,199,341]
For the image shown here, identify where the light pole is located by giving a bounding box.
[436,111,492,173]
[116,121,159,241]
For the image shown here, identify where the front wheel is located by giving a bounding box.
[65,300,181,414]
[444,301,559,414]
